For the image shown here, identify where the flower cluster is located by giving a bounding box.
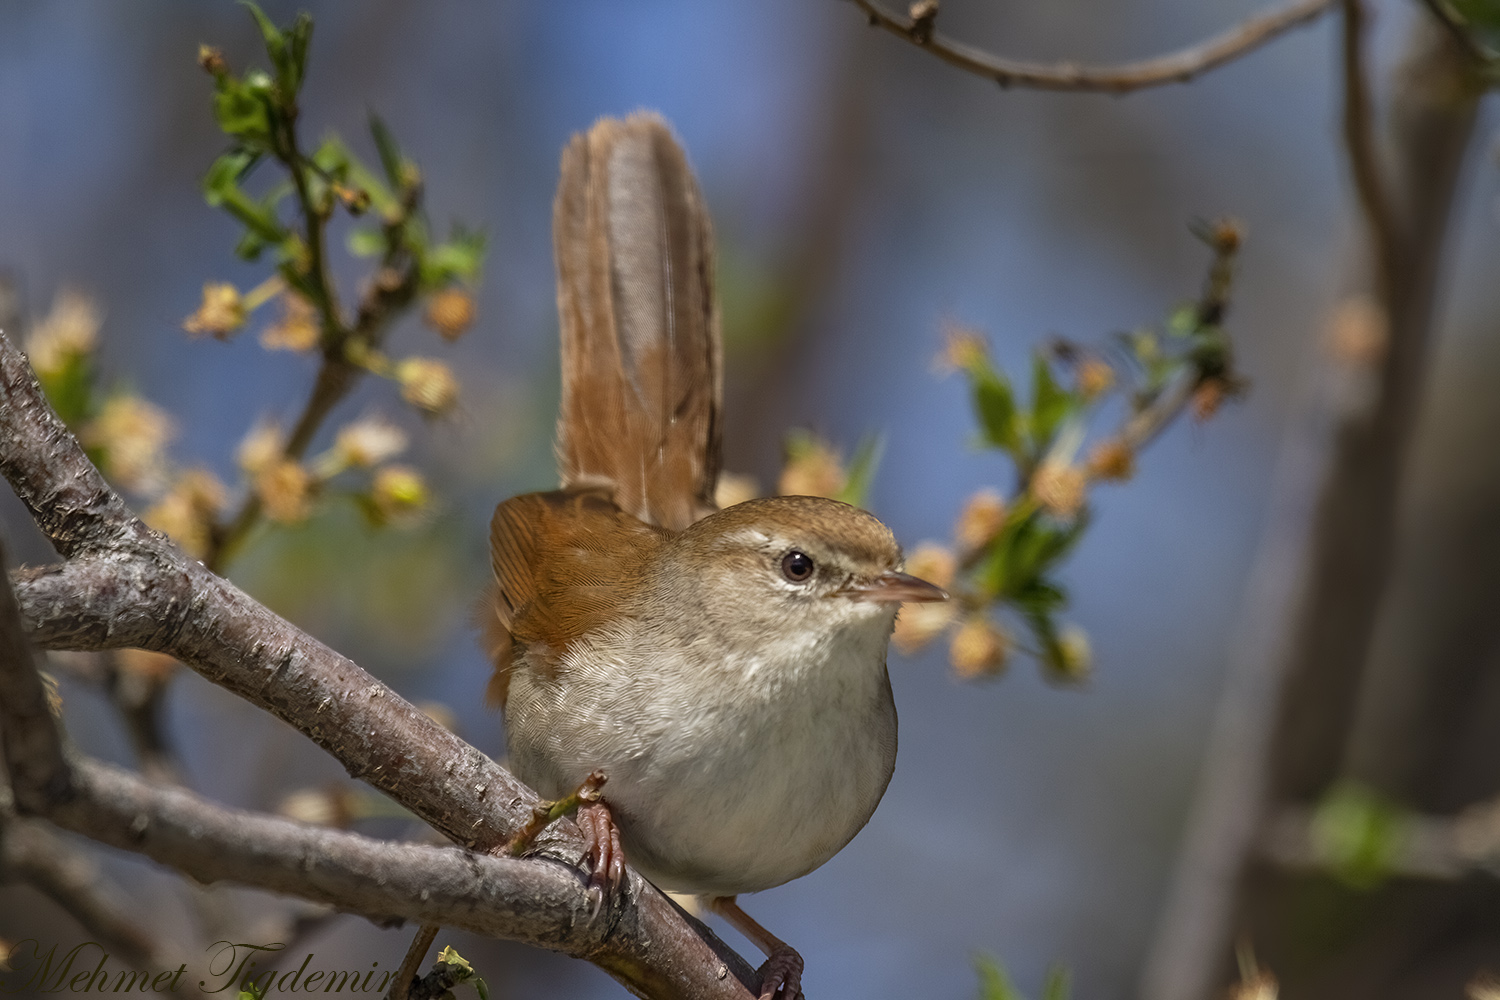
[894,221,1244,682]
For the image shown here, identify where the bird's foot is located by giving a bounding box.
[753,946,804,1000]
[577,799,625,915]
[704,895,804,1000]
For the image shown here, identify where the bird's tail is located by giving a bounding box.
[551,111,722,533]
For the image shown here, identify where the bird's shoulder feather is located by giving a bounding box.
[483,489,667,707]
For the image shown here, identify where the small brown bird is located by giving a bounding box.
[484,112,946,1000]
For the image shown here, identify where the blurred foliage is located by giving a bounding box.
[1311,781,1410,890]
[235,504,470,669]
[1446,0,1500,58]
[199,9,483,297]
[895,220,1244,683]
[976,955,1071,1000]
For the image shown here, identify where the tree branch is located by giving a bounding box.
[848,0,1335,93]
[1340,0,1400,292]
[0,813,163,969]
[0,329,760,1000]
[1140,15,1485,1000]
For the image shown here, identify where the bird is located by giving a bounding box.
[482,111,946,1000]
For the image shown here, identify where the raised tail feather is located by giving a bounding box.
[552,112,722,533]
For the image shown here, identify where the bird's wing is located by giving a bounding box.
[483,490,666,707]
[552,111,722,533]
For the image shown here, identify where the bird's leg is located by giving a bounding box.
[704,895,804,1000]
[577,798,626,904]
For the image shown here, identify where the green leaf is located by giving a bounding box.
[1029,352,1075,453]
[1311,782,1409,890]
[419,226,487,287]
[203,149,257,202]
[311,135,351,178]
[209,183,286,243]
[235,230,268,261]
[976,955,1025,1000]
[241,1,284,58]
[971,366,1020,455]
[283,12,314,95]
[36,351,96,427]
[347,227,385,257]
[321,135,400,217]
[1453,0,1500,46]
[1166,303,1198,337]
[835,434,884,508]
[1011,578,1067,617]
[212,78,274,144]
[369,113,405,191]
[1040,965,1071,1000]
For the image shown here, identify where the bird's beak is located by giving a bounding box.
[842,571,949,604]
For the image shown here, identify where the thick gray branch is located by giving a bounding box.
[0,330,759,1000]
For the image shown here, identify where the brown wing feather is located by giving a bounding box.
[484,490,666,707]
[553,112,722,533]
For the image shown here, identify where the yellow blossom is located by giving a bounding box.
[256,459,313,524]
[892,601,957,655]
[1032,461,1086,519]
[955,489,1007,552]
[1086,439,1136,482]
[778,439,846,499]
[369,465,429,526]
[418,701,458,732]
[1050,625,1092,682]
[397,357,460,414]
[905,541,956,591]
[236,419,283,476]
[84,395,174,494]
[1075,357,1115,399]
[260,292,320,352]
[714,472,760,509]
[937,325,988,373]
[26,288,100,376]
[183,282,246,338]
[117,648,179,683]
[1326,295,1388,369]
[1227,971,1278,1000]
[1191,378,1229,422]
[277,786,355,829]
[1469,975,1500,1000]
[197,45,227,76]
[425,287,476,341]
[949,616,1009,679]
[334,417,407,469]
[144,467,228,559]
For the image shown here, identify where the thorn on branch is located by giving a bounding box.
[505,771,607,857]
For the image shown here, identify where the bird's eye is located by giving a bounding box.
[780,550,815,583]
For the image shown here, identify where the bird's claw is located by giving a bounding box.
[577,799,625,916]
[756,946,804,1000]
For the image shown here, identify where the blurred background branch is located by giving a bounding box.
[848,0,1334,92]
[1142,6,1490,999]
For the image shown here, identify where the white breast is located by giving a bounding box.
[505,609,899,896]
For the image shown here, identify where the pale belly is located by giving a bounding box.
[504,625,899,896]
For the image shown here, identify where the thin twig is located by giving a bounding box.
[507,770,608,856]
[849,0,1335,93]
[388,923,440,1000]
[1340,0,1401,292]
